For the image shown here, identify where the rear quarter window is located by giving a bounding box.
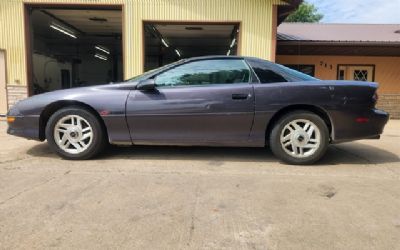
[251,66,287,83]
[247,59,318,83]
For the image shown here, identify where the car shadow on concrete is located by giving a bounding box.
[102,145,278,163]
[27,142,399,166]
[319,143,400,165]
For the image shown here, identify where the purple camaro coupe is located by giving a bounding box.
[6,56,389,165]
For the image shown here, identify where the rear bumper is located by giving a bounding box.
[6,115,42,141]
[331,109,389,143]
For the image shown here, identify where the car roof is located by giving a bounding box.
[183,55,264,62]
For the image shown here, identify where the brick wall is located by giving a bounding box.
[7,85,28,108]
[377,94,400,119]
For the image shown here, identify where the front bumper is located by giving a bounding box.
[7,115,42,141]
[331,108,389,143]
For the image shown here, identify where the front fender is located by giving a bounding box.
[7,85,133,144]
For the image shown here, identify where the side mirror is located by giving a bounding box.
[137,79,156,91]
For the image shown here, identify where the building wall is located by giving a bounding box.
[277,55,400,118]
[0,50,7,114]
[0,0,284,107]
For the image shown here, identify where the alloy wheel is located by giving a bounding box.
[280,119,321,158]
[53,115,93,154]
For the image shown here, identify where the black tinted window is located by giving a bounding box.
[248,59,318,83]
[284,64,315,77]
[247,60,287,83]
[275,64,318,81]
[155,59,250,87]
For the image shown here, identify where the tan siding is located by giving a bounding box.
[0,50,7,113]
[276,55,400,94]
[0,1,27,86]
[0,0,284,89]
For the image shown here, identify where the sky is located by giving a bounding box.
[306,0,400,24]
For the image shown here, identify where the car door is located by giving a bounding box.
[126,59,255,145]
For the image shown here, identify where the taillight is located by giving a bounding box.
[356,117,369,123]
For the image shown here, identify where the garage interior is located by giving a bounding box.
[27,6,123,95]
[144,23,240,71]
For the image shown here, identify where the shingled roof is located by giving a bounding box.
[278,23,400,44]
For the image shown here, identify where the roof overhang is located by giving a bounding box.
[277,41,400,57]
[278,40,400,46]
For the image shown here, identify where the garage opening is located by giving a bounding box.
[144,22,240,71]
[26,5,123,95]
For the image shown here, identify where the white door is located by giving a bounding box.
[338,65,374,82]
[0,51,7,114]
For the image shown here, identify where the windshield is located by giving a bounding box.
[274,64,319,81]
[125,60,184,82]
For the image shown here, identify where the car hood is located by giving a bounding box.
[8,82,138,116]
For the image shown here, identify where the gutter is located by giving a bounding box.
[277,40,400,46]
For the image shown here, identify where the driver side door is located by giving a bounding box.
[126,59,255,146]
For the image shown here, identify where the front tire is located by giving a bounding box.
[269,111,329,165]
[45,107,107,160]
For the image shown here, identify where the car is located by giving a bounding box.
[6,56,389,165]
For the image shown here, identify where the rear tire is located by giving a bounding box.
[269,111,329,165]
[45,107,107,160]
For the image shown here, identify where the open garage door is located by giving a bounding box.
[144,22,240,71]
[26,5,123,95]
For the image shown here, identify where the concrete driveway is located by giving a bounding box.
[0,121,399,250]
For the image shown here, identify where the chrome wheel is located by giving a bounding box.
[280,119,321,158]
[54,115,93,154]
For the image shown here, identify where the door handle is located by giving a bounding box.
[232,93,250,100]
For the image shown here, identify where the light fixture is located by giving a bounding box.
[161,38,169,48]
[94,54,108,61]
[95,45,110,54]
[230,38,236,48]
[50,23,77,39]
[185,26,203,31]
[89,17,108,22]
[175,49,181,57]
[227,50,231,56]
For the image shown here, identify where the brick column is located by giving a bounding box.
[6,85,28,108]
[377,94,400,119]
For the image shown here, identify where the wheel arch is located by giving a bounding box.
[265,104,333,143]
[39,100,108,141]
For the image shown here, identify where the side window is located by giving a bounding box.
[154,59,250,87]
[248,60,287,83]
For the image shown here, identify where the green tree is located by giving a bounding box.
[285,2,323,23]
